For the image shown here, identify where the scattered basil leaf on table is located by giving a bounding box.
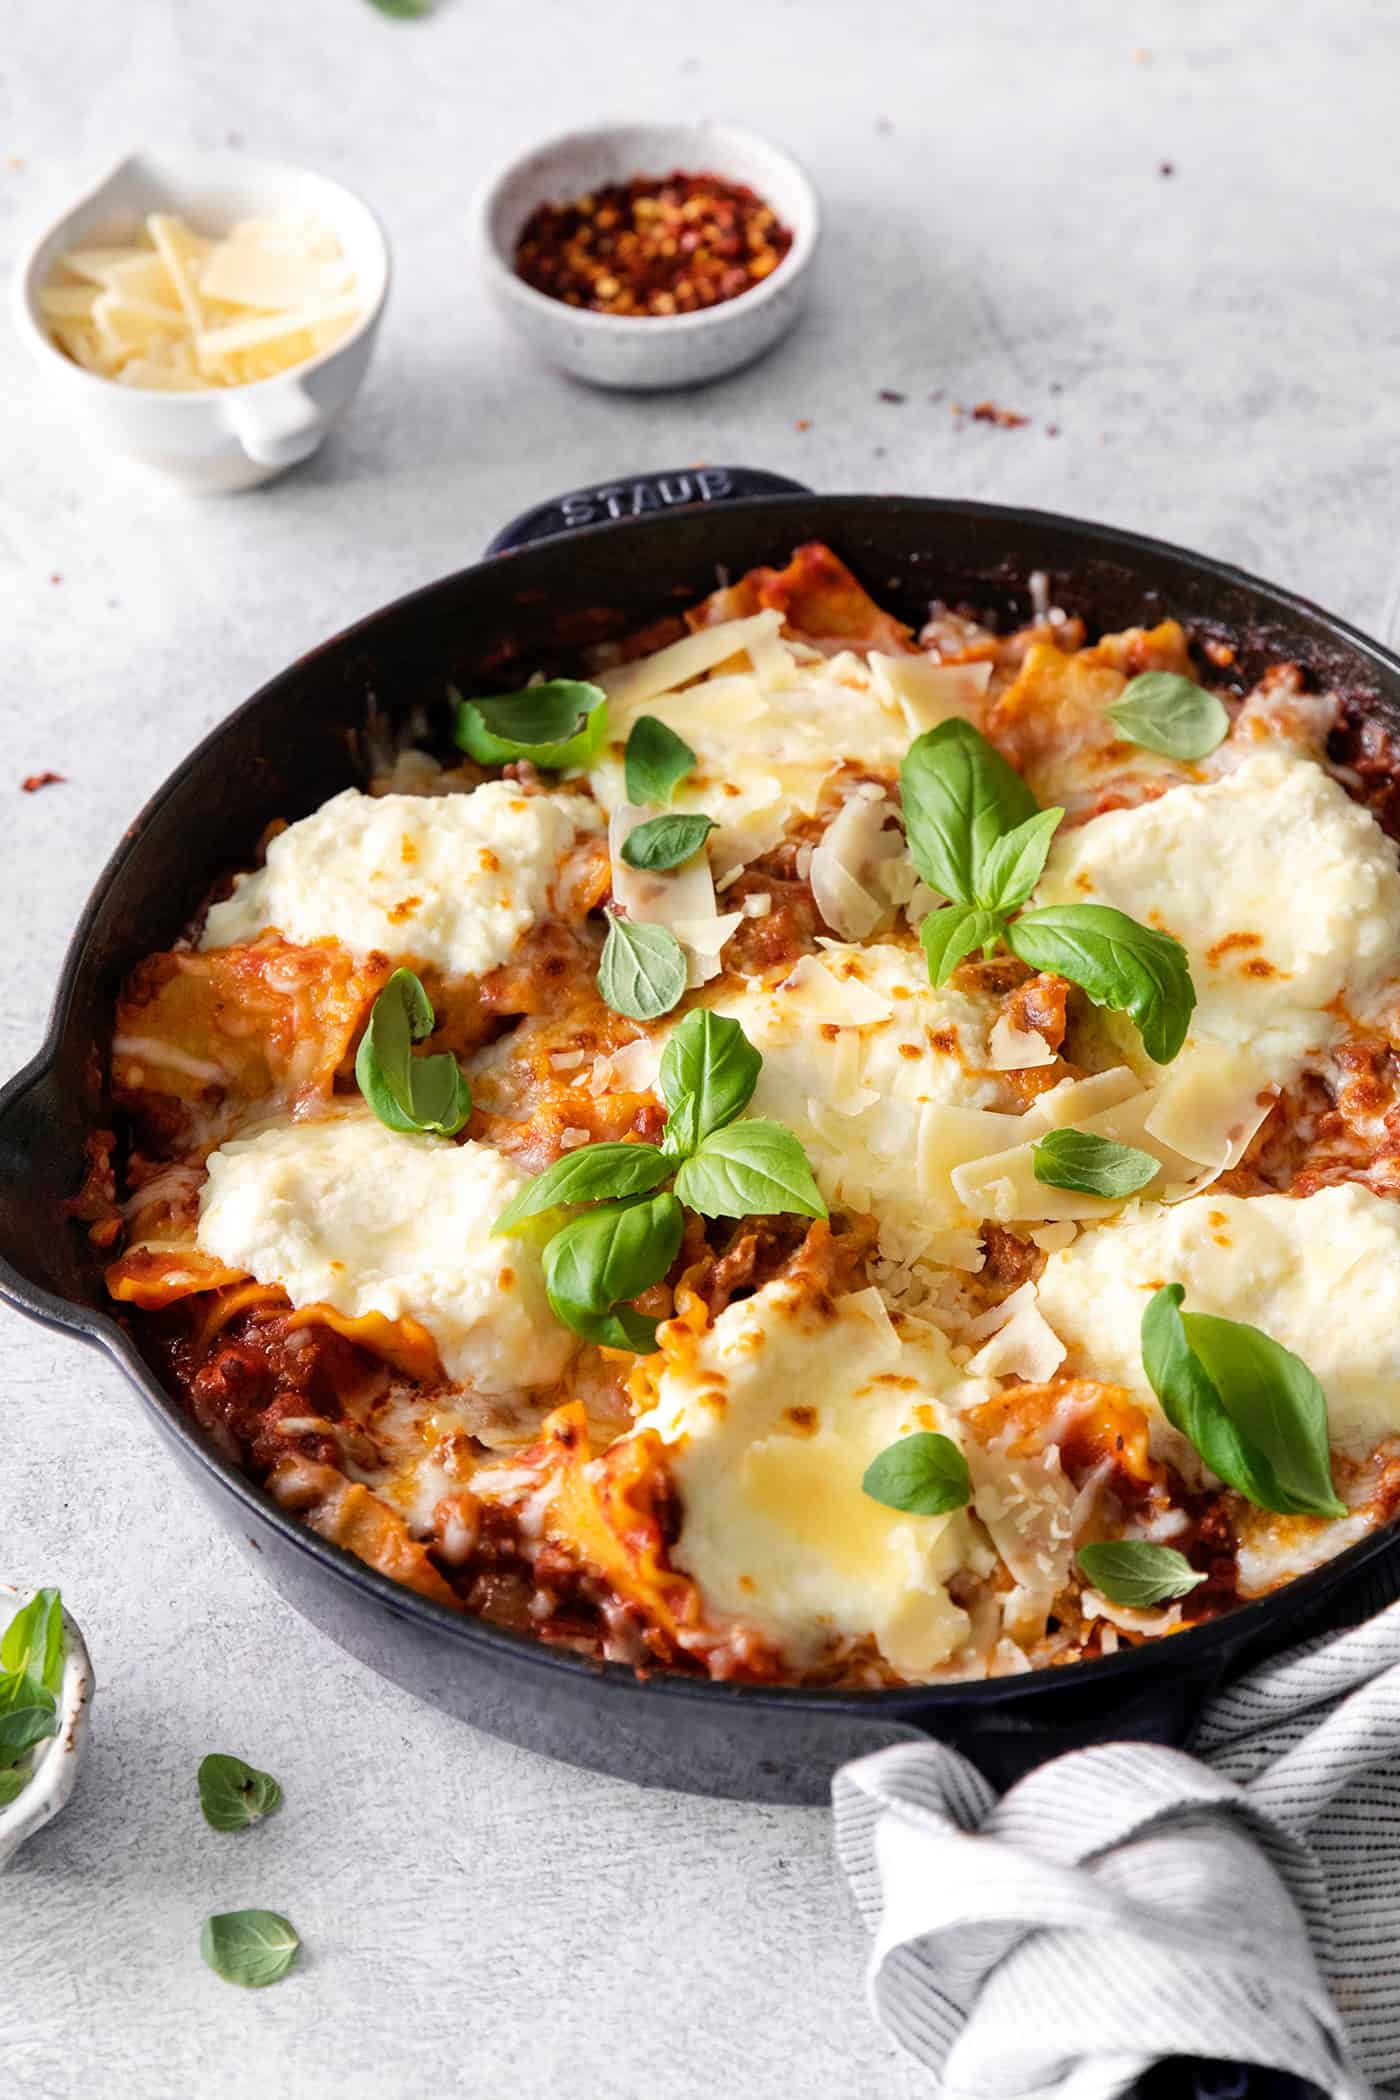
[899,718,1038,904]
[1006,905,1195,1065]
[198,1753,284,1834]
[367,0,432,16]
[862,1433,971,1515]
[200,1910,301,1989]
[673,1119,828,1222]
[659,1008,761,1155]
[624,716,696,806]
[452,679,607,770]
[1108,672,1229,761]
[1142,1284,1346,1518]
[596,912,687,1021]
[1077,1540,1205,1608]
[543,1192,685,1331]
[920,903,1007,987]
[973,806,1066,914]
[355,968,471,1137]
[494,1142,672,1233]
[1032,1127,1159,1199]
[620,812,717,871]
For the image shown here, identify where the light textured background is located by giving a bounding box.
[2,2,1397,2093]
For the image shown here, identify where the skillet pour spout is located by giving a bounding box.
[5,472,1400,1805]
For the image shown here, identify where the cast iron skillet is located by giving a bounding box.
[4,469,1400,1820]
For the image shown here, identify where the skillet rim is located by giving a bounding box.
[7,486,1400,1728]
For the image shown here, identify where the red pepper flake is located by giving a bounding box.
[22,770,65,793]
[877,388,906,404]
[795,418,811,432]
[1046,423,1061,438]
[970,400,1030,428]
[514,170,793,319]
[49,572,63,585]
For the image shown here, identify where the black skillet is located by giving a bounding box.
[1,469,1396,1842]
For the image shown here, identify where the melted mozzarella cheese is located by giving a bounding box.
[590,626,947,875]
[201,783,601,976]
[196,1107,574,1392]
[1035,1184,1400,1455]
[635,1281,992,1676]
[702,942,1016,1256]
[1035,746,1400,1108]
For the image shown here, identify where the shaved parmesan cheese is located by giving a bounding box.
[965,1283,1067,1383]
[776,952,893,1026]
[599,612,788,714]
[607,804,728,983]
[988,1012,1058,1070]
[809,790,906,941]
[43,210,361,390]
[869,654,991,735]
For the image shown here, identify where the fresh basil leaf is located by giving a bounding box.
[919,902,1006,986]
[620,813,717,872]
[355,968,471,1137]
[452,680,607,770]
[1032,1127,1159,1199]
[1108,672,1229,761]
[862,1433,971,1515]
[899,719,1037,904]
[0,1769,25,1807]
[659,1009,761,1156]
[197,1753,284,1834]
[544,1192,684,1321]
[0,1679,58,1763]
[974,807,1065,913]
[1142,1284,1347,1518]
[559,1304,662,1353]
[494,1143,671,1234]
[596,912,687,1022]
[368,0,431,16]
[673,1119,827,1222]
[200,1910,301,1989]
[625,716,696,806]
[1,1587,63,1699]
[1077,1540,1205,1608]
[1007,904,1195,1065]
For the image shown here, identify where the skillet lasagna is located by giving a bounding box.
[88,544,1400,1685]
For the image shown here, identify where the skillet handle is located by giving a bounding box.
[0,1051,121,1352]
[484,465,812,557]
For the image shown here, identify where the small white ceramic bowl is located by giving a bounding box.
[0,1587,94,1871]
[477,121,820,392]
[11,148,391,493]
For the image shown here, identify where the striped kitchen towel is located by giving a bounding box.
[833,1596,1400,2100]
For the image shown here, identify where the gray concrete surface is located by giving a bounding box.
[3,1,1397,2092]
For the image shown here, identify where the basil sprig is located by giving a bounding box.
[495,1010,824,1349]
[0,1587,64,1805]
[1108,671,1229,761]
[1142,1284,1346,1518]
[862,1433,971,1515]
[198,1753,283,1833]
[200,1910,300,1989]
[901,718,1195,1063]
[355,969,471,1137]
[1032,1127,1159,1199]
[452,678,608,770]
[1077,1540,1205,1608]
[625,716,696,805]
[620,812,717,871]
[597,910,687,1022]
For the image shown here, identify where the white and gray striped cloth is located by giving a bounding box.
[834,1596,1400,2100]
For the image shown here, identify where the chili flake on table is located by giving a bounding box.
[513,170,792,318]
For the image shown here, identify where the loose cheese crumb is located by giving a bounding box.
[197,1107,574,1393]
[201,783,600,977]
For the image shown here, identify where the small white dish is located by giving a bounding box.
[477,121,820,392]
[11,148,391,493]
[0,1586,94,1871]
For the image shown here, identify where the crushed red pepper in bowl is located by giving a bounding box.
[513,170,793,319]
